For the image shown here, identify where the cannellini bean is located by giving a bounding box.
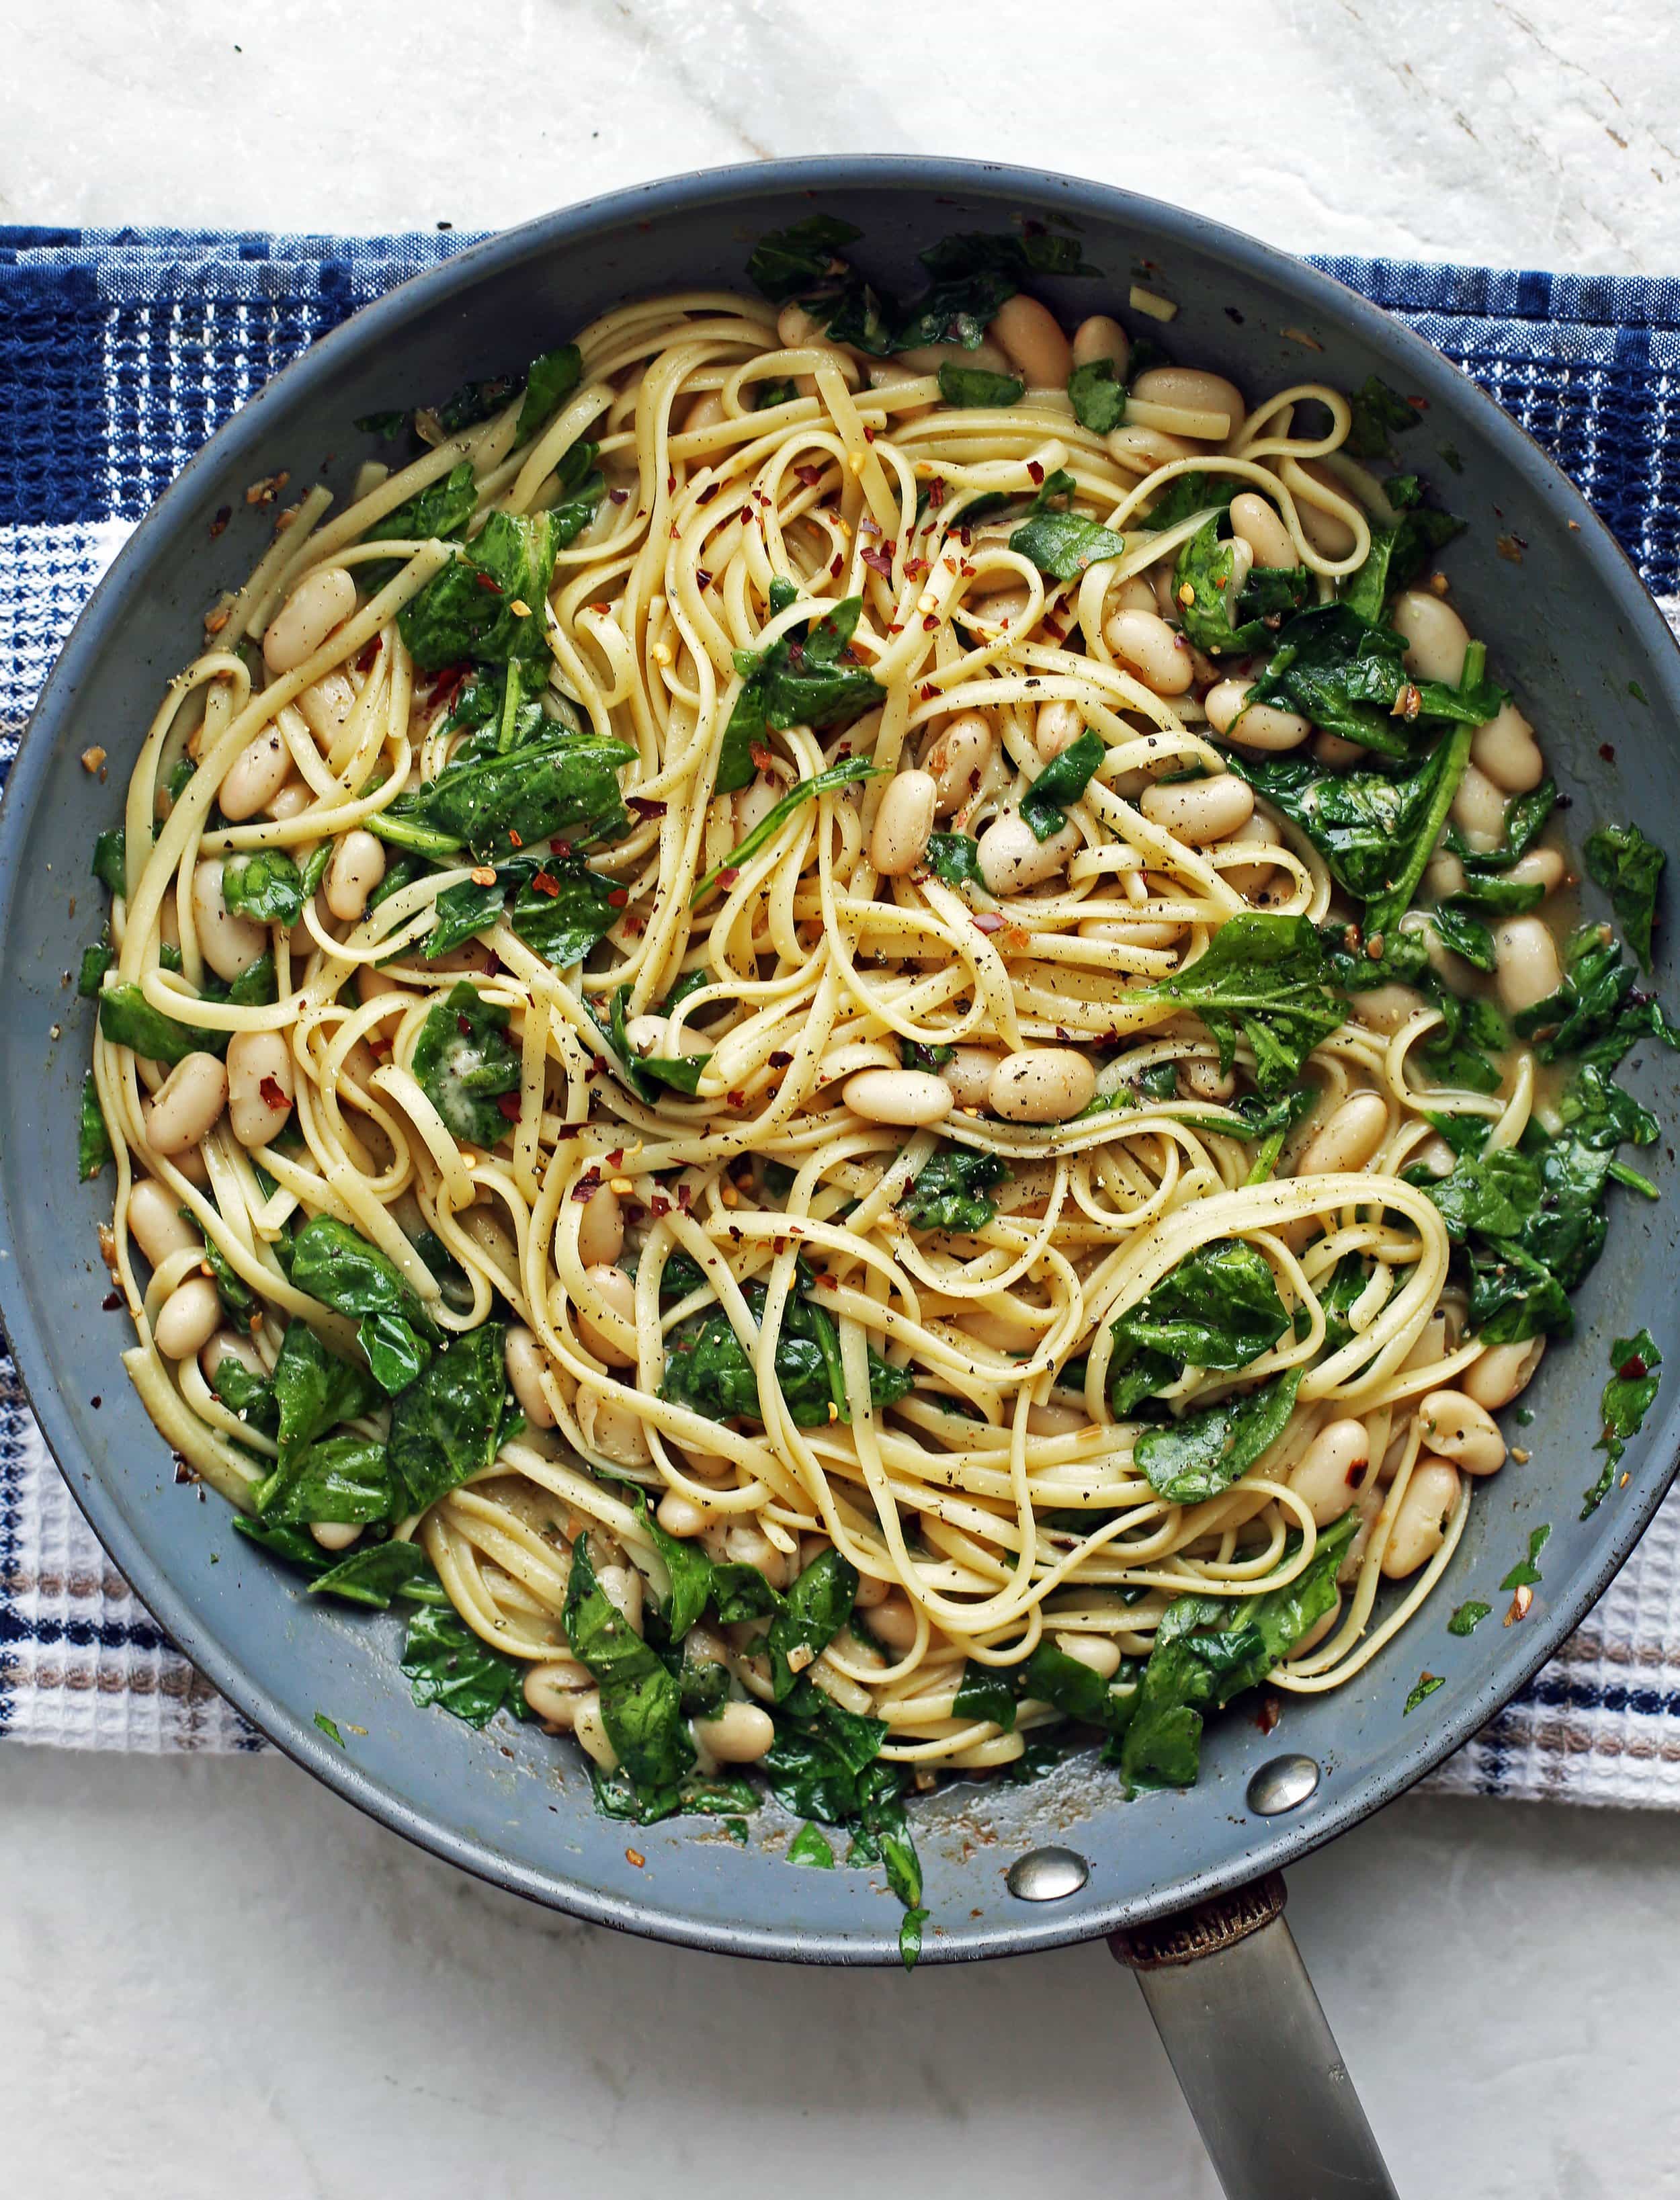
[576,1263,637,1367]
[898,336,1011,377]
[218,728,292,821]
[1450,762,1507,851]
[1230,491,1298,569]
[843,1068,954,1128]
[263,565,357,675]
[576,1383,653,1466]
[726,1523,794,1591]
[1495,915,1562,1013]
[656,1490,711,1539]
[1051,1632,1124,1680]
[1204,679,1311,751]
[576,1182,624,1269]
[1132,366,1245,439]
[1424,851,1467,899]
[1381,1458,1461,1579]
[573,1692,618,1771]
[504,1324,558,1430]
[624,1013,710,1060]
[1472,700,1545,793]
[1179,1058,1236,1102]
[1105,607,1194,695]
[154,1275,222,1361]
[1352,982,1426,1037]
[977,813,1082,894]
[870,769,937,876]
[1222,811,1284,898]
[145,1052,228,1155]
[1107,423,1197,475]
[296,671,356,746]
[1313,730,1367,769]
[225,1028,294,1148]
[776,302,827,346]
[1505,848,1566,898]
[523,1659,591,1727]
[868,1591,920,1651]
[990,294,1072,388]
[1035,699,1086,761]
[988,1048,1096,1123]
[1027,1402,1086,1436]
[596,1563,644,1636]
[680,388,726,432]
[127,1178,200,1267]
[923,711,995,817]
[1071,314,1130,378]
[201,1328,263,1388]
[1392,589,1470,687]
[1139,775,1255,845]
[1290,1419,1372,1527]
[698,1700,776,1765]
[939,1046,1003,1107]
[324,831,386,923]
[1296,1092,1388,1177]
[734,774,785,837]
[192,858,269,980]
[1418,1390,1507,1476]
[1414,1133,1458,1177]
[1462,1338,1546,1411]
[309,1522,362,1552]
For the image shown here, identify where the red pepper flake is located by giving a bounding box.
[628,795,667,818]
[905,556,930,581]
[918,682,938,702]
[355,638,380,673]
[457,1013,473,1035]
[483,951,501,977]
[552,840,574,860]
[749,741,777,773]
[830,555,845,578]
[794,464,824,488]
[861,545,894,579]
[530,870,560,898]
[667,470,677,494]
[972,911,1005,933]
[1253,1693,1281,1736]
[610,486,629,504]
[507,827,523,849]
[717,867,740,889]
[1599,741,1616,763]
[695,569,712,589]
[258,1075,288,1110]
[1027,460,1045,485]
[473,570,503,594]
[697,482,721,503]
[1620,1350,1650,1381]
[768,1050,792,1068]
[496,1091,522,1122]
[650,1195,671,1219]
[676,1181,693,1210]
[572,1168,603,1203]
[607,888,629,908]
[815,1271,837,1289]
[922,613,939,630]
[862,424,876,442]
[727,1090,747,1109]
[427,665,469,713]
[209,504,231,539]
[927,478,946,508]
[1042,618,1066,643]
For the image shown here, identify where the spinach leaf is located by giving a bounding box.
[230,1513,331,1573]
[1439,871,1544,918]
[898,1146,1010,1232]
[222,847,306,928]
[1341,505,1465,623]
[938,364,1023,409]
[762,1678,921,1933]
[659,1280,910,1429]
[1008,508,1125,583]
[1447,1600,1492,1636]
[1107,1238,1290,1418]
[515,344,583,445]
[1173,514,1311,657]
[1019,728,1104,841]
[270,1319,382,1472]
[78,937,114,997]
[92,828,127,895]
[401,1603,530,1728]
[505,858,622,967]
[604,983,708,1101]
[767,1548,857,1700]
[397,510,562,671]
[1513,921,1680,1073]
[1249,603,1502,761]
[787,1823,836,1868]
[388,722,636,861]
[692,754,879,904]
[1584,823,1665,972]
[1120,1509,1357,1787]
[1583,1328,1661,1518]
[1347,375,1421,460]
[925,832,983,887]
[79,1072,111,1181]
[565,1534,694,1791]
[307,1540,446,1609]
[1430,903,1497,972]
[1445,778,1556,869]
[900,228,1095,349]
[411,981,521,1146]
[97,984,224,1064]
[1017,1638,1137,1741]
[1138,474,1237,535]
[1067,357,1126,433]
[953,1661,1017,1732]
[256,1433,396,1525]
[289,1214,438,1393]
[720,595,883,791]
[363,458,477,553]
[1500,1525,1550,1591]
[745,214,866,305]
[1134,1368,1302,1505]
[388,1322,511,1515]
[1137,913,1345,1098]
[210,1353,278,1432]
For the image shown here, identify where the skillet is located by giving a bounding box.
[3,158,1678,2195]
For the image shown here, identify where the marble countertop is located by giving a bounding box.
[6,4,1680,2195]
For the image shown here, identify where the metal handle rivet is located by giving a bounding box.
[1006,1845,1089,1901]
[1246,1752,1321,1816]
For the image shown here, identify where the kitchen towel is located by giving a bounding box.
[3,224,1679,1796]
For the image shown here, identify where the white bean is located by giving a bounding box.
[1495,915,1562,1013]
[680,389,726,433]
[698,1700,776,1765]
[1290,1419,1372,1527]
[1381,1459,1461,1578]
[225,1028,294,1148]
[201,1328,263,1389]
[734,774,784,838]
[1204,679,1310,751]
[597,1563,645,1637]
[1104,607,1194,695]
[1230,491,1298,569]
[296,671,356,747]
[1417,1390,1507,1476]
[1107,423,1196,475]
[572,1691,618,1771]
[843,1068,954,1128]
[523,1659,591,1727]
[1351,983,1426,1037]
[939,1046,1003,1107]
[1392,589,1470,687]
[1070,315,1130,379]
[505,1324,558,1430]
[127,1178,200,1268]
[989,294,1072,388]
[1505,848,1566,898]
[1313,731,1367,770]
[577,1182,624,1269]
[577,1263,637,1367]
[725,1523,795,1591]
[898,337,1011,377]
[154,1275,221,1361]
[1034,700,1086,761]
[324,831,386,924]
[145,1052,228,1154]
[192,858,269,981]
[923,712,995,817]
[1472,700,1545,793]
[1131,366,1245,439]
[218,728,292,821]
[263,565,357,675]
[1450,762,1507,851]
[576,1383,652,1467]
[306,1521,361,1552]
[1296,1092,1388,1177]
[1462,1338,1545,1411]
[1222,811,1284,898]
[1179,1058,1236,1101]
[656,1490,711,1539]
[624,1013,710,1061]
[870,770,937,876]
[868,1591,920,1651]
[987,1048,1096,1123]
[977,813,1082,894]
[1051,1632,1124,1680]
[1139,775,1255,845]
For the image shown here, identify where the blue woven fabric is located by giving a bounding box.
[3,228,1679,1777]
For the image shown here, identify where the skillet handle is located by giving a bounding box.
[1110,1872,1398,2199]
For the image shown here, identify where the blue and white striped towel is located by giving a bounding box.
[3,228,1679,1797]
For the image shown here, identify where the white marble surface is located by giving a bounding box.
[7,4,1680,2194]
